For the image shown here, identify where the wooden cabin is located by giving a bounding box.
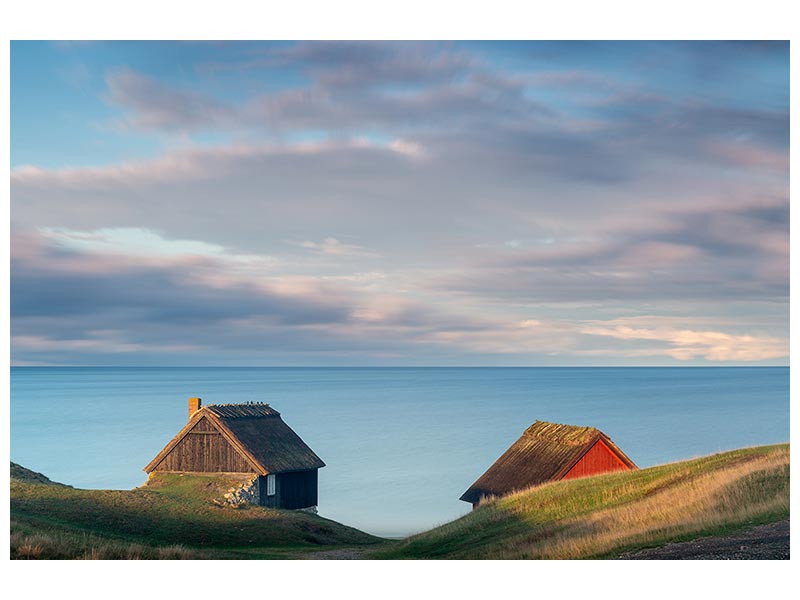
[460,420,637,508]
[144,398,325,509]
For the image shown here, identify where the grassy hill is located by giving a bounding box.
[10,443,789,559]
[10,463,70,486]
[377,443,789,559]
[11,469,382,559]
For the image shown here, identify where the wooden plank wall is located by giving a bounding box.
[152,416,256,473]
[561,439,630,480]
[257,471,318,509]
[278,470,319,509]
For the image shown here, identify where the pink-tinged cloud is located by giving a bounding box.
[580,320,787,362]
[299,237,379,257]
[704,139,790,172]
[11,137,428,194]
[15,227,785,365]
[12,334,204,355]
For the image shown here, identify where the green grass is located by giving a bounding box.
[11,469,385,559]
[376,443,789,559]
[11,444,789,559]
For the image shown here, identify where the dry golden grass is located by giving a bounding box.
[516,448,789,559]
[380,444,789,559]
[10,522,205,560]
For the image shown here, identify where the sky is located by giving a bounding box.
[9,40,790,366]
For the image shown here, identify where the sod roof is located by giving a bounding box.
[460,420,636,505]
[144,402,325,475]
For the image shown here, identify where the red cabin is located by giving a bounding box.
[460,420,637,508]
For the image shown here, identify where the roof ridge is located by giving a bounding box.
[527,419,598,430]
[205,401,272,406]
[204,403,281,419]
[524,420,599,444]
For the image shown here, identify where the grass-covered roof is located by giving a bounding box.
[144,402,325,475]
[460,420,635,505]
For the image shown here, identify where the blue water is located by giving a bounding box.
[10,367,789,537]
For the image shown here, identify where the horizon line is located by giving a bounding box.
[9,364,789,369]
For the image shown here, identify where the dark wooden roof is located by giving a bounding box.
[460,420,636,505]
[144,402,325,475]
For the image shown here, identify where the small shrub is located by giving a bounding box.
[15,541,45,559]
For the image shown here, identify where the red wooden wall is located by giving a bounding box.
[561,439,631,481]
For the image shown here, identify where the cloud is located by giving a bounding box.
[12,334,202,355]
[519,319,541,328]
[580,318,787,362]
[10,135,789,366]
[9,42,789,365]
[11,230,352,328]
[83,43,789,216]
[434,197,788,305]
[11,137,444,253]
[10,227,788,365]
[16,125,776,264]
[102,42,559,140]
[11,137,423,189]
[106,68,235,131]
[703,139,789,172]
[269,41,476,90]
[11,229,545,364]
[97,42,789,189]
[388,139,427,158]
[198,41,476,89]
[41,226,229,258]
[588,93,789,168]
[298,237,379,257]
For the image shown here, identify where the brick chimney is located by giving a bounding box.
[188,397,202,420]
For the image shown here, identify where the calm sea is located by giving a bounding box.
[9,367,789,537]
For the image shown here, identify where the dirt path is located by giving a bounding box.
[620,520,789,560]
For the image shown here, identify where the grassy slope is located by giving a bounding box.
[11,444,789,559]
[377,443,789,559]
[11,463,69,486]
[11,469,383,559]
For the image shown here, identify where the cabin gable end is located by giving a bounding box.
[150,415,258,474]
[561,438,631,481]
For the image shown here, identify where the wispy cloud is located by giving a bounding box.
[435,197,788,304]
[298,237,379,257]
[10,41,789,365]
[580,317,787,362]
[106,68,235,131]
[40,226,230,258]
